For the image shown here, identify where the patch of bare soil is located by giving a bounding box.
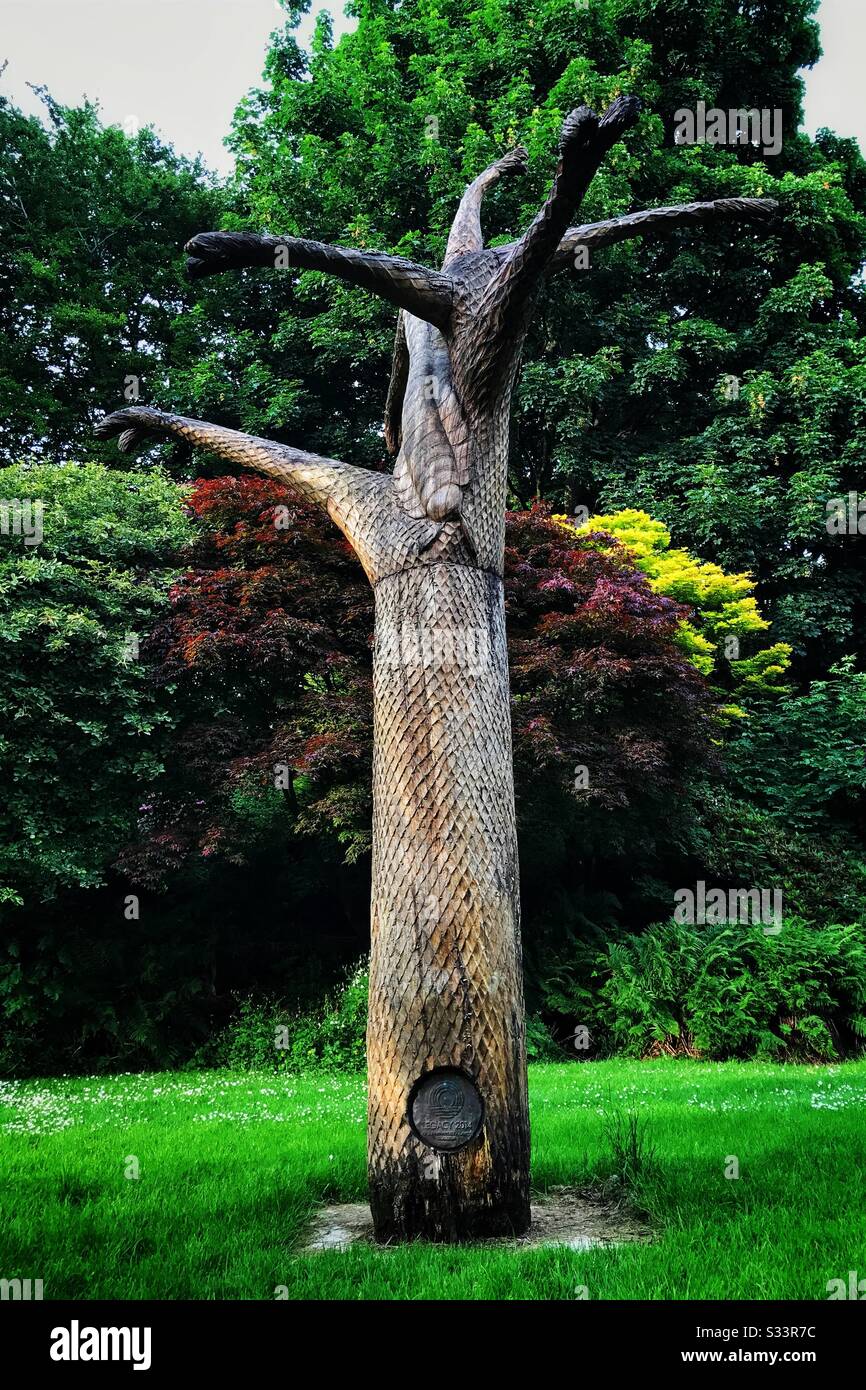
[298,1186,652,1252]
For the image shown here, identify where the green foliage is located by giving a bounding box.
[693,784,866,926]
[525,1013,561,1061]
[726,658,866,840]
[0,462,190,904]
[0,92,226,467]
[561,506,792,710]
[541,918,866,1061]
[0,463,191,1074]
[198,961,370,1074]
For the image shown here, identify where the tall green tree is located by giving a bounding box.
[0,462,194,1072]
[0,89,226,465]
[0,462,190,905]
[200,0,864,677]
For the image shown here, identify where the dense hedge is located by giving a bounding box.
[199,918,866,1073]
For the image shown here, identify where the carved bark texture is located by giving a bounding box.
[368,563,529,1239]
[97,95,777,1242]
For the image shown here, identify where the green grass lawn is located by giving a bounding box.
[1,1060,864,1300]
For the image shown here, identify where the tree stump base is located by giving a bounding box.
[299,1187,652,1252]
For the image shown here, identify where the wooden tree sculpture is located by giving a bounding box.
[98,96,776,1242]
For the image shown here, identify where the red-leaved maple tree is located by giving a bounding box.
[121,480,715,885]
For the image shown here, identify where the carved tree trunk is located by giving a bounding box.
[97,91,776,1243]
[367,560,529,1239]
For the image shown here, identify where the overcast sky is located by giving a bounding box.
[1,0,863,175]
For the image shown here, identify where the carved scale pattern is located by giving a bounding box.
[366,562,530,1239]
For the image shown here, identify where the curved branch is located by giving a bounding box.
[95,406,395,582]
[95,406,454,584]
[444,145,529,263]
[185,231,454,330]
[96,405,353,501]
[547,197,779,272]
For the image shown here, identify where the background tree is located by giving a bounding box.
[0,462,191,1070]
[0,87,225,466]
[216,0,865,678]
[563,508,793,712]
[0,463,190,905]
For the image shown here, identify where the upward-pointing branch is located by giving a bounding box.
[185,231,454,331]
[481,95,642,327]
[547,196,779,272]
[444,146,529,263]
